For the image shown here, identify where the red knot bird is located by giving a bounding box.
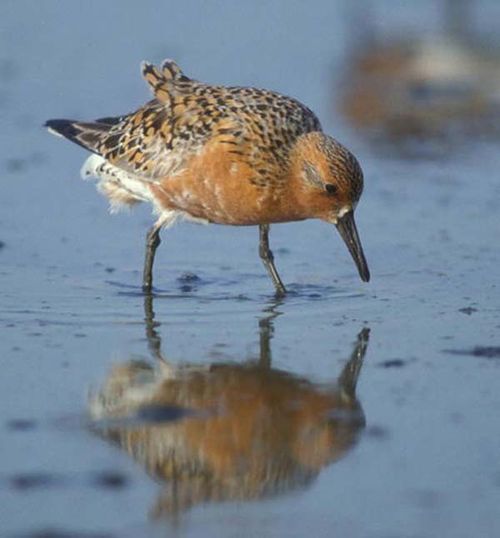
[45,59,370,295]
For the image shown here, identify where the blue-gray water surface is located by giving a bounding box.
[1,1,500,537]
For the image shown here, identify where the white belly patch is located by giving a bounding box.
[81,154,153,213]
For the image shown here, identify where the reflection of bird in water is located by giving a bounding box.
[340,0,500,147]
[89,296,370,519]
[45,59,370,295]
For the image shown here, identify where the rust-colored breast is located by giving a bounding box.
[150,135,310,225]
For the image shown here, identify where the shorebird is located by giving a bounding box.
[45,59,370,295]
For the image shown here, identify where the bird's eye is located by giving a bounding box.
[325,184,337,195]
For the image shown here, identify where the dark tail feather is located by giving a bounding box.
[45,119,81,141]
[44,118,110,155]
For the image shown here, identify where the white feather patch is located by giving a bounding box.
[80,154,153,212]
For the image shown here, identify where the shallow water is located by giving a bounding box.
[2,1,500,537]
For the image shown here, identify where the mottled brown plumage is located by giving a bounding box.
[45,59,370,294]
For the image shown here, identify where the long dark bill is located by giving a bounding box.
[335,211,370,282]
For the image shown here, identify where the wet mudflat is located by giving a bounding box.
[1,1,500,537]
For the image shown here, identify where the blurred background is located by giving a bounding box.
[340,0,500,155]
[1,1,500,537]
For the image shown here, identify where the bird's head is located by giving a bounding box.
[293,132,370,282]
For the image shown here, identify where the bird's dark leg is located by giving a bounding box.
[143,224,162,293]
[259,224,287,297]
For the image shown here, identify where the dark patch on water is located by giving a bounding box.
[378,359,406,368]
[8,473,66,491]
[11,529,116,538]
[5,158,25,173]
[178,272,201,293]
[104,267,115,273]
[366,425,391,440]
[0,240,5,250]
[4,153,46,174]
[178,272,201,283]
[444,346,500,359]
[91,471,129,490]
[6,419,37,431]
[458,306,478,315]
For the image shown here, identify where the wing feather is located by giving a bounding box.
[47,59,322,185]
